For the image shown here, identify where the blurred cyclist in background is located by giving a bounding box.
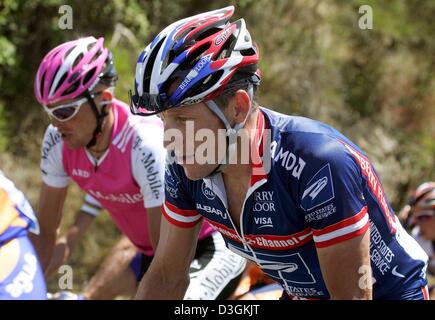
[0,170,46,299]
[399,181,435,299]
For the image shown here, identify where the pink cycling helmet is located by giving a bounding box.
[34,36,116,105]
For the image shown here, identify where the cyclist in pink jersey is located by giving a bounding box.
[32,36,246,299]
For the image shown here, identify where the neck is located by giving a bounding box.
[88,109,114,157]
[221,108,260,182]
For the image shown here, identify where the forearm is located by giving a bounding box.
[318,231,373,300]
[64,225,84,254]
[30,231,57,273]
[329,289,372,300]
[135,270,189,300]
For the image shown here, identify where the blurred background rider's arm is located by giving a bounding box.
[31,183,68,273]
[45,194,102,277]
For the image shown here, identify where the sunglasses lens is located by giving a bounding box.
[52,106,77,120]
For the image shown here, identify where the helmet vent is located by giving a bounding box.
[178,42,210,72]
[63,81,80,96]
[40,71,46,98]
[83,67,97,86]
[143,37,165,93]
[72,53,84,69]
[64,47,75,58]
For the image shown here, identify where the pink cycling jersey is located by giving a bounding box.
[41,99,214,255]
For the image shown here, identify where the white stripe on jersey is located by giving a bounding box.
[163,202,202,224]
[313,213,369,243]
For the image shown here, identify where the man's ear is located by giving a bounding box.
[100,89,113,109]
[233,89,251,122]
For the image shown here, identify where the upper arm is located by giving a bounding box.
[150,161,203,276]
[298,139,371,298]
[317,229,372,299]
[40,125,70,188]
[37,182,68,234]
[299,139,369,249]
[151,216,202,277]
[39,125,70,234]
[146,206,163,251]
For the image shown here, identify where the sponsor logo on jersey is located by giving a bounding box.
[369,220,395,275]
[196,203,227,219]
[201,181,216,200]
[165,167,181,199]
[253,191,276,213]
[141,151,163,200]
[254,217,274,228]
[227,245,317,286]
[72,168,90,178]
[304,203,337,223]
[301,163,335,211]
[343,143,397,233]
[88,190,143,204]
[270,141,306,179]
[210,220,312,251]
[41,129,61,160]
[196,254,245,299]
[6,253,38,298]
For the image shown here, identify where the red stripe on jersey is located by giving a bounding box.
[341,142,397,234]
[162,204,202,228]
[314,219,370,248]
[312,206,368,236]
[422,286,429,300]
[164,200,199,217]
[208,220,313,251]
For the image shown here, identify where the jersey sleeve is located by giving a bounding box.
[40,125,70,188]
[80,194,103,217]
[162,157,203,228]
[0,170,40,235]
[131,122,166,209]
[298,136,369,249]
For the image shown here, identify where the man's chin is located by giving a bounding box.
[64,139,83,150]
[181,164,219,181]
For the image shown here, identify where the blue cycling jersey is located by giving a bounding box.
[163,107,428,299]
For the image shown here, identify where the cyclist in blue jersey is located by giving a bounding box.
[130,6,429,300]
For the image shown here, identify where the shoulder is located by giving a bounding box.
[41,124,63,160]
[112,99,164,151]
[164,153,192,189]
[0,170,38,232]
[263,107,363,171]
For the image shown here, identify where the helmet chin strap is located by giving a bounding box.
[84,90,111,148]
[204,86,254,178]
